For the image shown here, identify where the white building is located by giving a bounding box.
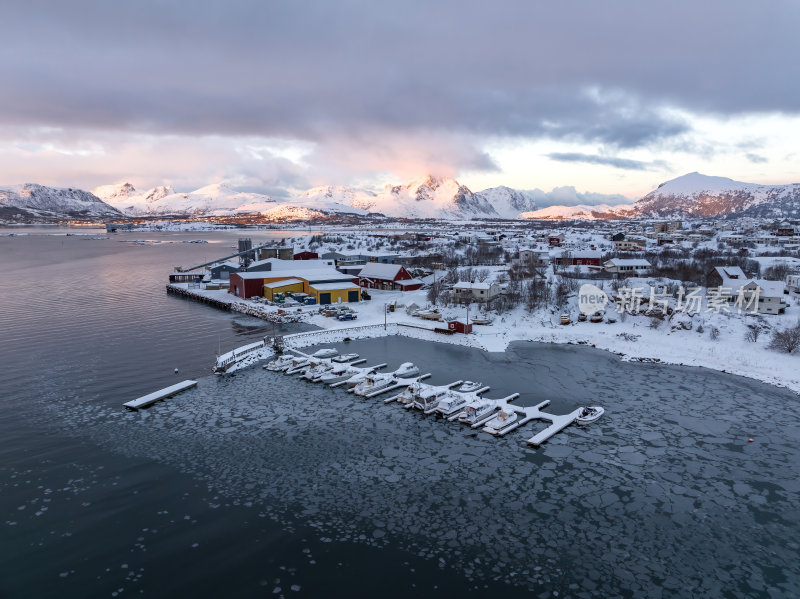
[604,258,651,275]
[452,281,503,302]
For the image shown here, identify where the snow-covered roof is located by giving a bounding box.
[211,260,239,269]
[551,249,602,259]
[232,271,272,280]
[606,258,651,267]
[453,281,491,290]
[263,278,303,289]
[749,279,786,297]
[358,263,404,280]
[396,278,423,287]
[309,282,360,291]
[713,266,747,287]
[298,269,355,283]
[268,258,335,270]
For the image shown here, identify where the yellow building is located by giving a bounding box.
[262,278,304,300]
[307,282,361,304]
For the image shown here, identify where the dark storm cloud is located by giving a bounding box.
[1,0,798,151]
[546,153,668,171]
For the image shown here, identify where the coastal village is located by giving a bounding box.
[162,216,800,394]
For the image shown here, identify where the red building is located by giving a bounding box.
[552,250,603,267]
[294,251,319,260]
[229,272,268,298]
[448,320,473,334]
[356,263,423,291]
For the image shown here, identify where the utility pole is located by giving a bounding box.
[384,302,387,330]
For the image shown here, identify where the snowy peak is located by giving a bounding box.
[91,182,138,200]
[474,186,537,218]
[0,183,122,222]
[636,172,800,218]
[521,203,626,221]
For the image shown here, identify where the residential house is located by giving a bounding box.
[356,263,423,291]
[604,258,651,275]
[294,251,319,260]
[786,274,800,295]
[548,233,565,247]
[552,249,603,268]
[614,237,646,251]
[452,281,503,302]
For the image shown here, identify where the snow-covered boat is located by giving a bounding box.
[352,372,396,396]
[318,363,364,384]
[458,401,496,425]
[483,409,518,433]
[393,362,420,378]
[577,313,587,322]
[457,381,482,393]
[434,392,470,417]
[331,353,359,363]
[284,359,313,375]
[560,313,571,325]
[302,360,335,380]
[394,381,423,406]
[312,348,338,358]
[589,312,604,323]
[264,355,295,371]
[576,406,604,424]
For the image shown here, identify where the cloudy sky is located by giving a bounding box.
[1,0,798,201]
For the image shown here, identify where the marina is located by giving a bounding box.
[251,345,599,447]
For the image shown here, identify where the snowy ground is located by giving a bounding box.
[175,279,800,395]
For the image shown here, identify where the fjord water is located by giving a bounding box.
[1,228,799,598]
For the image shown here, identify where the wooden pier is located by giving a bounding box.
[123,380,198,410]
[166,284,232,310]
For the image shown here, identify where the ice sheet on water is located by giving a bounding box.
[28,341,800,595]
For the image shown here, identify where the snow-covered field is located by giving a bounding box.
[176,276,800,395]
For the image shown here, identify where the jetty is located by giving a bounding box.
[224,339,603,448]
[123,380,197,410]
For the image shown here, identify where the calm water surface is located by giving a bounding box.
[1,227,798,598]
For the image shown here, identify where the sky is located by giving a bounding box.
[1,0,799,204]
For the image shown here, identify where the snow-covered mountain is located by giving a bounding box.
[473,186,536,218]
[92,182,278,216]
[365,176,498,218]
[633,172,800,219]
[0,183,122,222]
[520,204,624,221]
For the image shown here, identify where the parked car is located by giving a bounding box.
[337,313,358,321]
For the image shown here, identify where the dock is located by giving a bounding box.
[526,409,583,447]
[123,380,197,410]
[246,342,603,448]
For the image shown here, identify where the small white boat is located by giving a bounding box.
[484,409,518,433]
[576,406,605,424]
[303,361,335,380]
[318,363,362,384]
[332,353,359,363]
[393,362,420,378]
[264,355,295,371]
[312,348,338,358]
[458,381,482,393]
[459,401,495,425]
[352,373,395,396]
[394,381,422,406]
[435,392,470,417]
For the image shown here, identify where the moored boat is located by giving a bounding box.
[435,392,470,417]
[332,353,359,363]
[483,409,518,433]
[459,401,496,425]
[312,348,338,358]
[457,381,482,393]
[576,406,604,423]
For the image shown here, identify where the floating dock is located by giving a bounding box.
[123,380,198,410]
[250,344,602,448]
